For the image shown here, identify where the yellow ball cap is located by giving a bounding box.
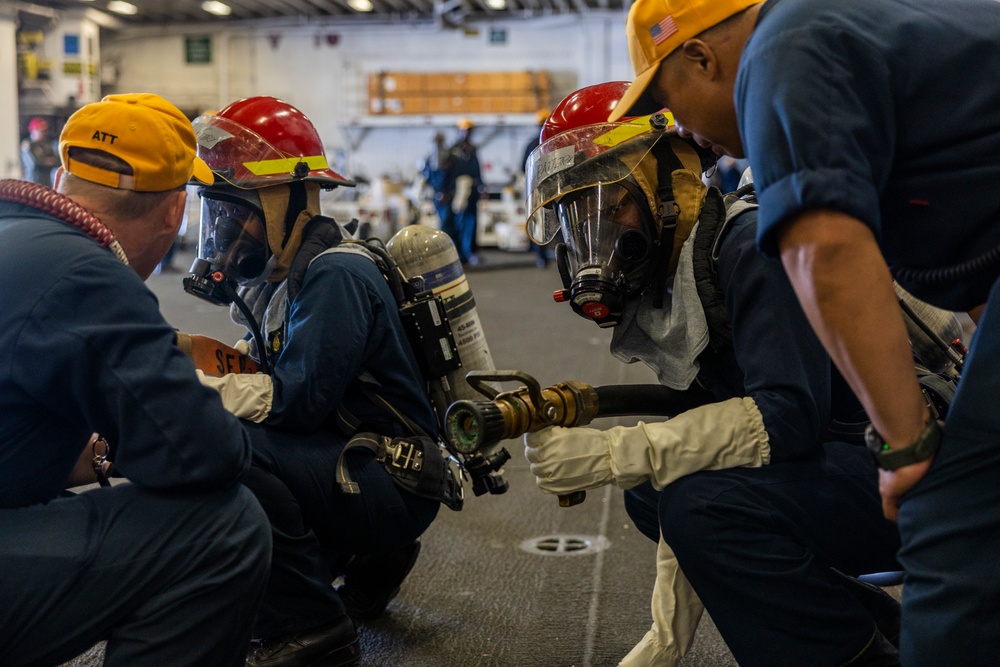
[609,0,760,122]
[59,93,214,192]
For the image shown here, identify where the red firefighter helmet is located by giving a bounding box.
[525,82,716,328]
[192,96,354,190]
[525,82,678,245]
[540,81,634,143]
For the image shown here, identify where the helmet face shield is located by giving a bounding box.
[197,192,270,284]
[525,116,669,244]
[558,180,654,281]
[555,180,659,326]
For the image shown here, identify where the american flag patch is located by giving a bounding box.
[649,15,678,45]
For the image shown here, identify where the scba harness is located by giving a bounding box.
[282,214,467,511]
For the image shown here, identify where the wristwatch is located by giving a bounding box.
[865,416,943,470]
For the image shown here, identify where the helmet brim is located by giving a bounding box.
[192,114,355,190]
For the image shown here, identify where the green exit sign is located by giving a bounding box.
[185,36,212,64]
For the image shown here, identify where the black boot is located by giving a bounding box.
[830,569,901,647]
[337,539,422,620]
[841,630,900,667]
[246,616,360,667]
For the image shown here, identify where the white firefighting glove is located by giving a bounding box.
[619,537,704,667]
[195,369,273,423]
[523,396,770,495]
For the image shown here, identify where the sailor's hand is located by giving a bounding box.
[879,459,932,522]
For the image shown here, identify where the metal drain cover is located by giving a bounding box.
[519,534,610,557]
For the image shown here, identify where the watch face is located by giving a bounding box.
[864,423,885,456]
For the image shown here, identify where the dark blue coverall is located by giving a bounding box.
[0,203,270,667]
[744,1,1000,663]
[447,140,483,264]
[625,208,902,665]
[240,250,441,639]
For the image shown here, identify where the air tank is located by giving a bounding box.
[386,224,497,420]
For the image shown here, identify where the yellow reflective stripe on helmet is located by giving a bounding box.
[592,112,675,148]
[242,155,329,176]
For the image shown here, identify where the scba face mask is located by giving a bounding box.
[197,192,270,285]
[555,179,659,328]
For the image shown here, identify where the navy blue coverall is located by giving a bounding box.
[240,250,441,639]
[0,202,270,667]
[743,1,1000,663]
[625,208,902,665]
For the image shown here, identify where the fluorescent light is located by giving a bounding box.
[201,1,232,16]
[107,1,138,15]
[485,0,506,8]
[348,0,373,11]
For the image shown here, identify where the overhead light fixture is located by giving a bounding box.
[348,0,373,11]
[485,0,506,8]
[201,1,232,16]
[107,1,138,15]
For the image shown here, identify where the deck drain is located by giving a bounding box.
[519,534,610,557]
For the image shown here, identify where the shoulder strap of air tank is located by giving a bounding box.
[650,141,686,309]
[318,234,438,440]
[691,185,758,352]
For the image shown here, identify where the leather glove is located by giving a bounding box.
[524,426,616,494]
[524,396,770,496]
[196,369,273,423]
[619,537,704,667]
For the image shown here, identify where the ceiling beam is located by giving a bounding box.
[25,0,625,25]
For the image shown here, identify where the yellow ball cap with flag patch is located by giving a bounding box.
[609,0,760,122]
[59,93,214,192]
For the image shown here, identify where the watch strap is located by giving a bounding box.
[866,417,943,470]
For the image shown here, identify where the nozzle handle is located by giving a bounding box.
[558,491,586,507]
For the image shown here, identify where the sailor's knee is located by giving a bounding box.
[657,475,730,554]
[201,485,272,578]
